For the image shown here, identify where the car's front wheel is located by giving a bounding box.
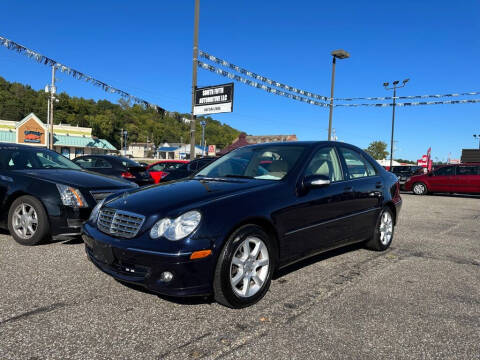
[8,196,50,246]
[412,182,428,195]
[213,225,275,308]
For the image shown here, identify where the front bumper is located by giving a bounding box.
[82,224,215,297]
[47,203,91,237]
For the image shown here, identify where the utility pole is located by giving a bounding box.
[384,79,409,171]
[46,90,51,148]
[190,0,200,160]
[49,65,56,150]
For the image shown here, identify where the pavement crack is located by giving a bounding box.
[0,302,67,326]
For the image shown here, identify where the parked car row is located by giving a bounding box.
[1,141,401,308]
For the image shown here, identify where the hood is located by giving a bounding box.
[105,178,276,217]
[19,169,136,190]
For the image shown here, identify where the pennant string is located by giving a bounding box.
[0,35,164,113]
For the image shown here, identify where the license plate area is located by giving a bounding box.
[92,241,115,265]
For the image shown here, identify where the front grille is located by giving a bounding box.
[90,191,114,202]
[97,208,145,239]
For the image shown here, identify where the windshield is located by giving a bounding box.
[0,148,83,170]
[196,145,306,181]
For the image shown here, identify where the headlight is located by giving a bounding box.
[56,184,87,208]
[150,210,201,241]
[89,199,105,223]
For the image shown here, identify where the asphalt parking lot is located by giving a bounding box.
[0,193,479,359]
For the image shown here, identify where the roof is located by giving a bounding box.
[53,135,116,150]
[157,146,179,152]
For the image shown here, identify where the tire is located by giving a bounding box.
[8,195,50,246]
[365,207,395,251]
[412,182,428,195]
[213,224,275,308]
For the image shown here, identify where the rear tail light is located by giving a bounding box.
[121,172,136,179]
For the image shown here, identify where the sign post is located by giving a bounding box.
[194,83,234,116]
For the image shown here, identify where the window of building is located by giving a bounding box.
[61,147,70,159]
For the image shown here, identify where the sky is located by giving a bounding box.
[1,0,479,161]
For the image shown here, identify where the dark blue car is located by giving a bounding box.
[83,141,402,308]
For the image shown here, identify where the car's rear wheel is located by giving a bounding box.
[213,225,274,308]
[412,182,428,195]
[8,196,50,246]
[365,207,394,251]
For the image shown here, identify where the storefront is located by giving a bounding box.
[0,113,116,159]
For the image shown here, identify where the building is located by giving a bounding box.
[461,149,480,163]
[128,142,156,158]
[156,142,208,160]
[0,113,116,159]
[219,133,298,155]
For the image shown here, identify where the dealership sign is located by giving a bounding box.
[194,83,234,115]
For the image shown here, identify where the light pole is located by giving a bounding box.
[189,0,200,160]
[384,79,409,171]
[328,49,350,141]
[200,120,206,156]
[474,134,480,149]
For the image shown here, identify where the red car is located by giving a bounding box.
[404,163,480,195]
[147,160,189,183]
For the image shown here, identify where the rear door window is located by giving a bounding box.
[74,157,95,169]
[338,147,377,179]
[94,158,113,168]
[456,166,479,176]
[435,166,455,176]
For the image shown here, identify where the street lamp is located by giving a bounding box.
[384,78,409,171]
[328,49,350,141]
[474,134,480,149]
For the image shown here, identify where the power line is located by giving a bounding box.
[199,50,329,102]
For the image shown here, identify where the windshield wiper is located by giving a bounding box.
[223,174,254,179]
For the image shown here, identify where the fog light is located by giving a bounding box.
[160,271,173,282]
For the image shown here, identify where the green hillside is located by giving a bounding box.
[0,76,240,149]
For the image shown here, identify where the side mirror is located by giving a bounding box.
[304,174,331,188]
[427,172,433,177]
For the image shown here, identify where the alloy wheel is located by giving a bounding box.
[230,236,270,298]
[379,211,393,246]
[12,203,38,240]
[413,183,425,195]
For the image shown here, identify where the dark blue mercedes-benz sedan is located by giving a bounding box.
[83,141,402,308]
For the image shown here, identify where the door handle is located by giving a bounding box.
[343,186,353,192]
[375,182,383,189]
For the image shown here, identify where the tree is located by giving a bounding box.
[0,76,241,149]
[364,141,389,160]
